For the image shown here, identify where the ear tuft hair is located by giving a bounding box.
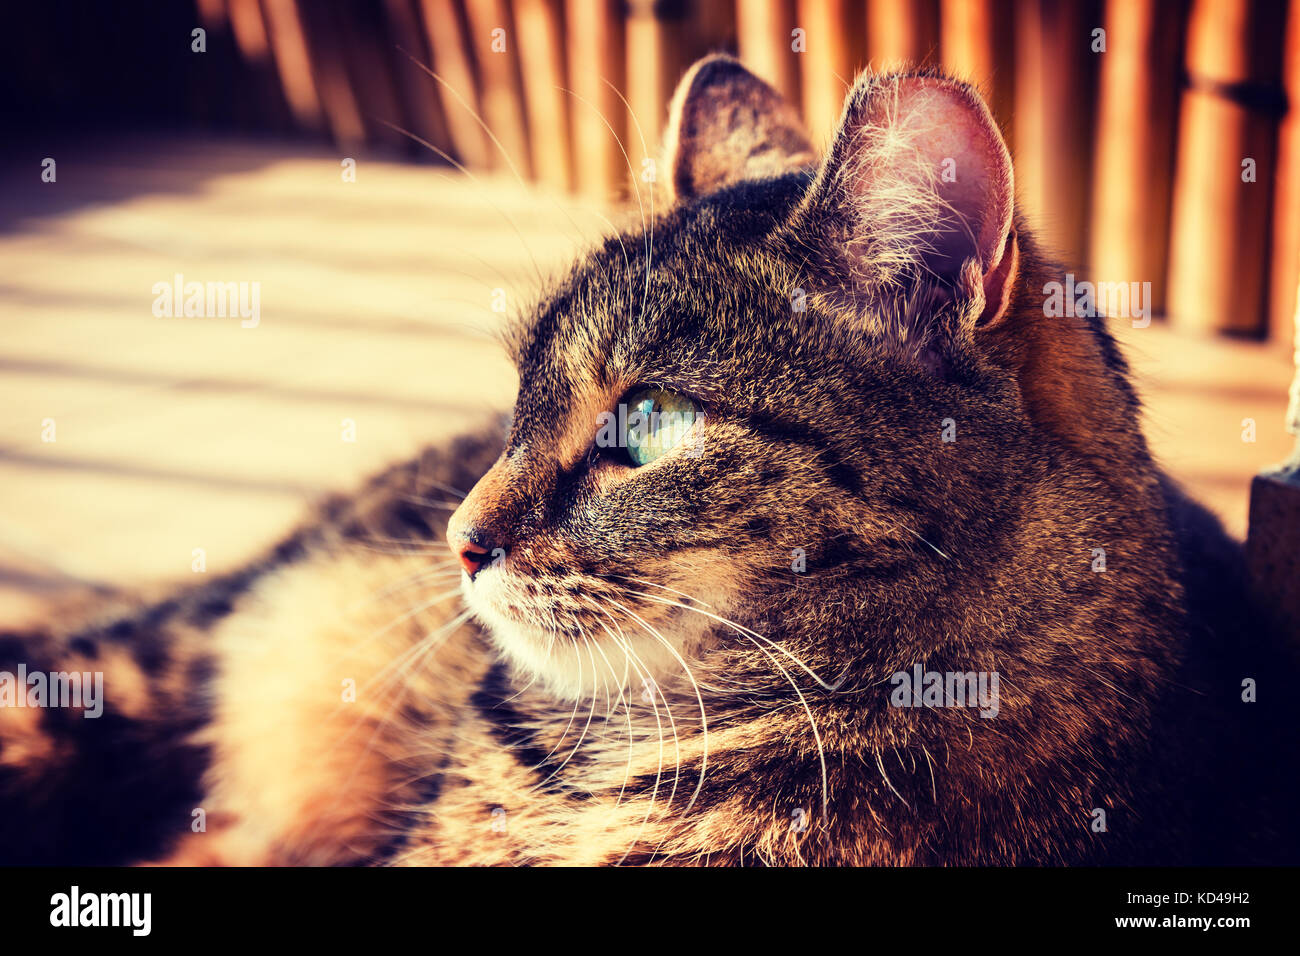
[663,55,817,202]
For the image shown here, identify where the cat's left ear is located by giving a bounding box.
[663,55,817,202]
[793,72,1018,344]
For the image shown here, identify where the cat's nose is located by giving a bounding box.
[453,536,493,578]
[447,456,521,579]
[447,508,500,579]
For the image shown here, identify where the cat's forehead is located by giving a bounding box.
[514,177,811,377]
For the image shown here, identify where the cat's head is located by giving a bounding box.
[447,56,1048,700]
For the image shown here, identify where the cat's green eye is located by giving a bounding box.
[622,388,700,467]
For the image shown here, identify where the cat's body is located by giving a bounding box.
[1,59,1295,866]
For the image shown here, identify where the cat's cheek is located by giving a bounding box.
[587,457,633,496]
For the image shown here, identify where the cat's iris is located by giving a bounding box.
[622,388,700,466]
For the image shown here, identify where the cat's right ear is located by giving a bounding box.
[663,55,817,203]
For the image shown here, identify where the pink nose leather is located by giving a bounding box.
[454,539,491,577]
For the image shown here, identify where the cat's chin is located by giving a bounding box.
[478,614,689,701]
[459,570,722,702]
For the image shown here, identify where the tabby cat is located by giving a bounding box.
[1,56,1294,866]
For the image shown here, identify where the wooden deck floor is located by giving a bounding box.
[0,137,1293,625]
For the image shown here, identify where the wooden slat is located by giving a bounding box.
[462,0,534,179]
[259,0,327,131]
[1089,0,1185,316]
[419,0,493,169]
[625,0,689,167]
[1269,3,1300,345]
[939,0,1015,137]
[565,0,627,203]
[380,0,457,161]
[225,0,295,130]
[867,0,939,70]
[1014,0,1101,269]
[515,0,573,192]
[228,0,271,62]
[293,0,369,148]
[196,0,229,31]
[688,0,737,53]
[1169,0,1286,335]
[736,0,801,104]
[332,1,410,152]
[797,0,865,145]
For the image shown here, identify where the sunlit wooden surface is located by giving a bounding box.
[1116,321,1296,539]
[0,137,1293,626]
[0,137,607,624]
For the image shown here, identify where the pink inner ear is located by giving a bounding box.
[915,88,1011,271]
[844,78,1015,287]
